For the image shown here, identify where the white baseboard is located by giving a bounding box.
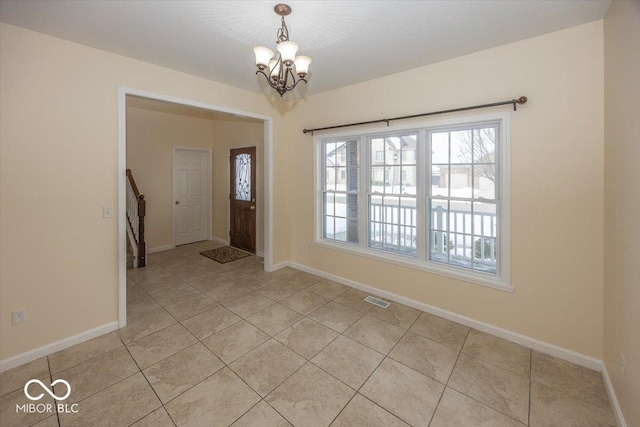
[272,261,290,271]
[0,321,119,373]
[287,261,603,371]
[147,244,175,254]
[602,363,628,427]
[212,237,229,245]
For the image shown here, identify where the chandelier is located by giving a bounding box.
[253,4,312,97]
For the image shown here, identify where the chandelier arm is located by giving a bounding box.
[286,67,299,90]
[271,55,284,88]
[255,70,279,90]
[287,76,308,91]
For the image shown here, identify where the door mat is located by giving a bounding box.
[200,246,252,264]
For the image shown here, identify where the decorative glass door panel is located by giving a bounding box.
[230,147,257,253]
[234,154,251,201]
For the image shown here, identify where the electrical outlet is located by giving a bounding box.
[12,308,26,325]
[103,206,113,218]
[620,353,626,380]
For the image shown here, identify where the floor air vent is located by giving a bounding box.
[364,296,391,309]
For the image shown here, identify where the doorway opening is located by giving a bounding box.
[118,87,273,328]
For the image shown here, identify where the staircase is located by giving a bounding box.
[126,169,146,268]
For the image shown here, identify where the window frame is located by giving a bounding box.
[319,138,361,245]
[367,131,419,257]
[426,122,501,276]
[314,112,511,292]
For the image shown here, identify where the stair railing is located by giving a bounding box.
[126,169,146,268]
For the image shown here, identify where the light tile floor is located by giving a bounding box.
[0,240,617,427]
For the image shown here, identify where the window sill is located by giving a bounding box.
[312,240,513,293]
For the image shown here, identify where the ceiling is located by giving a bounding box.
[0,1,611,96]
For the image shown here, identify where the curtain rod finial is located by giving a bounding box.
[518,96,528,104]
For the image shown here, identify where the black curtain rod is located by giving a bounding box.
[302,96,528,135]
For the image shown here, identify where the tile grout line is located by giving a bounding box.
[457,332,533,380]
[46,355,62,427]
[445,327,470,387]
[441,326,531,425]
[117,332,166,424]
[427,326,469,427]
[216,279,449,425]
[215,283,360,414]
[366,311,429,425]
[213,278,359,425]
[122,308,199,427]
[330,310,424,427]
[226,398,264,427]
[445,383,530,425]
[59,369,140,416]
[134,276,280,424]
[143,298,228,398]
[120,310,193,426]
[326,392,358,427]
[529,378,616,416]
[46,341,126,385]
[257,360,315,424]
[144,286,208,312]
[126,407,176,427]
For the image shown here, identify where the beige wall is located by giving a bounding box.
[286,21,605,358]
[0,17,613,370]
[212,120,265,253]
[126,106,215,250]
[0,23,284,360]
[604,1,640,425]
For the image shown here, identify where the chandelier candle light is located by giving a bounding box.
[253,4,312,96]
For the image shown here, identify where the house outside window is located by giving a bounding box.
[375,151,384,163]
[316,113,510,290]
[322,140,360,244]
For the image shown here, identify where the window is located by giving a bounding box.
[322,140,359,244]
[428,124,499,274]
[369,134,418,255]
[316,114,509,289]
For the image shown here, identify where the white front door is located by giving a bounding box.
[174,148,209,246]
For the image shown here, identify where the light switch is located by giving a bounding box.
[103,206,113,218]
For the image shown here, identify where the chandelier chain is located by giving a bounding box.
[276,16,289,44]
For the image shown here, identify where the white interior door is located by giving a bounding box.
[174,148,209,246]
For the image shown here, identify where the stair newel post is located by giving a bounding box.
[137,195,146,267]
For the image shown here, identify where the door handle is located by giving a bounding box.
[250,206,256,210]
[175,201,180,205]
